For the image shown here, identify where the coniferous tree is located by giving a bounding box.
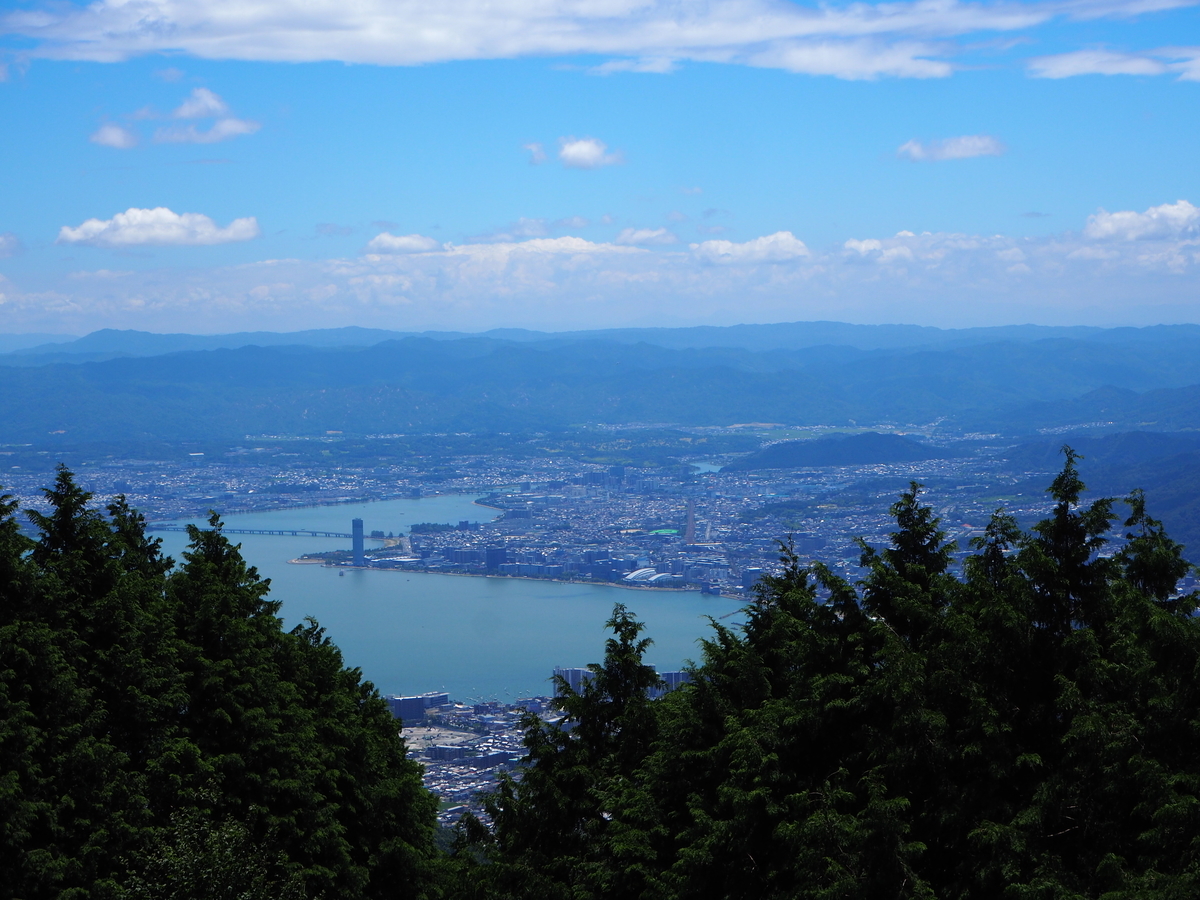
[473,450,1200,900]
[0,471,439,900]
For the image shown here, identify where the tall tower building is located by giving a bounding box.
[684,499,696,544]
[352,518,365,566]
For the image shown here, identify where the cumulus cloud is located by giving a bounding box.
[364,232,442,253]
[146,87,259,142]
[1084,200,1200,241]
[897,135,1006,161]
[691,231,809,263]
[559,137,622,169]
[0,233,22,258]
[89,122,138,148]
[615,227,678,245]
[553,215,590,230]
[10,202,1200,333]
[844,234,917,263]
[155,117,260,144]
[172,87,228,118]
[57,207,261,247]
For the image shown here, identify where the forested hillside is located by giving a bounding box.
[4,330,1200,439]
[0,470,438,899]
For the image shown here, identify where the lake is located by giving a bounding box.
[154,495,741,702]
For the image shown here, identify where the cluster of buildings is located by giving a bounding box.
[3,429,1080,596]
[388,667,691,827]
[317,455,1049,595]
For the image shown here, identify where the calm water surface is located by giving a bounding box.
[155,495,740,701]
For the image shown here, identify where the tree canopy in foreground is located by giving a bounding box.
[463,450,1200,900]
[0,467,437,900]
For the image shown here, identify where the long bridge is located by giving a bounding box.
[148,525,358,539]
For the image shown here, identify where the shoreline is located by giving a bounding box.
[287,558,737,597]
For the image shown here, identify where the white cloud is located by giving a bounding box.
[173,87,228,118]
[1028,47,1200,79]
[0,63,8,82]
[897,135,1006,161]
[1172,48,1200,81]
[89,122,139,148]
[558,136,622,169]
[0,233,21,258]
[844,238,884,255]
[691,231,810,263]
[442,236,643,257]
[553,215,590,229]
[523,142,547,164]
[155,117,260,144]
[155,66,185,81]
[744,38,951,79]
[843,235,918,263]
[11,203,1200,333]
[5,0,1109,81]
[138,88,260,142]
[364,233,442,253]
[57,207,261,247]
[1028,49,1168,77]
[590,57,678,75]
[1084,200,1200,240]
[615,227,678,245]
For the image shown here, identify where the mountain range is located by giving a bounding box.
[2,322,1200,441]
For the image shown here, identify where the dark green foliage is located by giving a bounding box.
[0,468,437,900]
[474,450,1200,899]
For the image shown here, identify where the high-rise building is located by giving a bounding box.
[553,667,594,696]
[485,547,507,571]
[386,691,450,724]
[352,518,365,566]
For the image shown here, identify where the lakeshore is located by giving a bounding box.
[157,494,740,700]
[287,558,706,593]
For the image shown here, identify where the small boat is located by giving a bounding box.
[339,571,345,577]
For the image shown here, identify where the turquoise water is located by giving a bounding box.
[155,495,740,701]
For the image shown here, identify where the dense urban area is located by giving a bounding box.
[1,425,1095,591]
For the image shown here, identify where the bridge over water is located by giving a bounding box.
[148,525,358,539]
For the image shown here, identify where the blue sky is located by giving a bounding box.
[1,0,1199,334]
